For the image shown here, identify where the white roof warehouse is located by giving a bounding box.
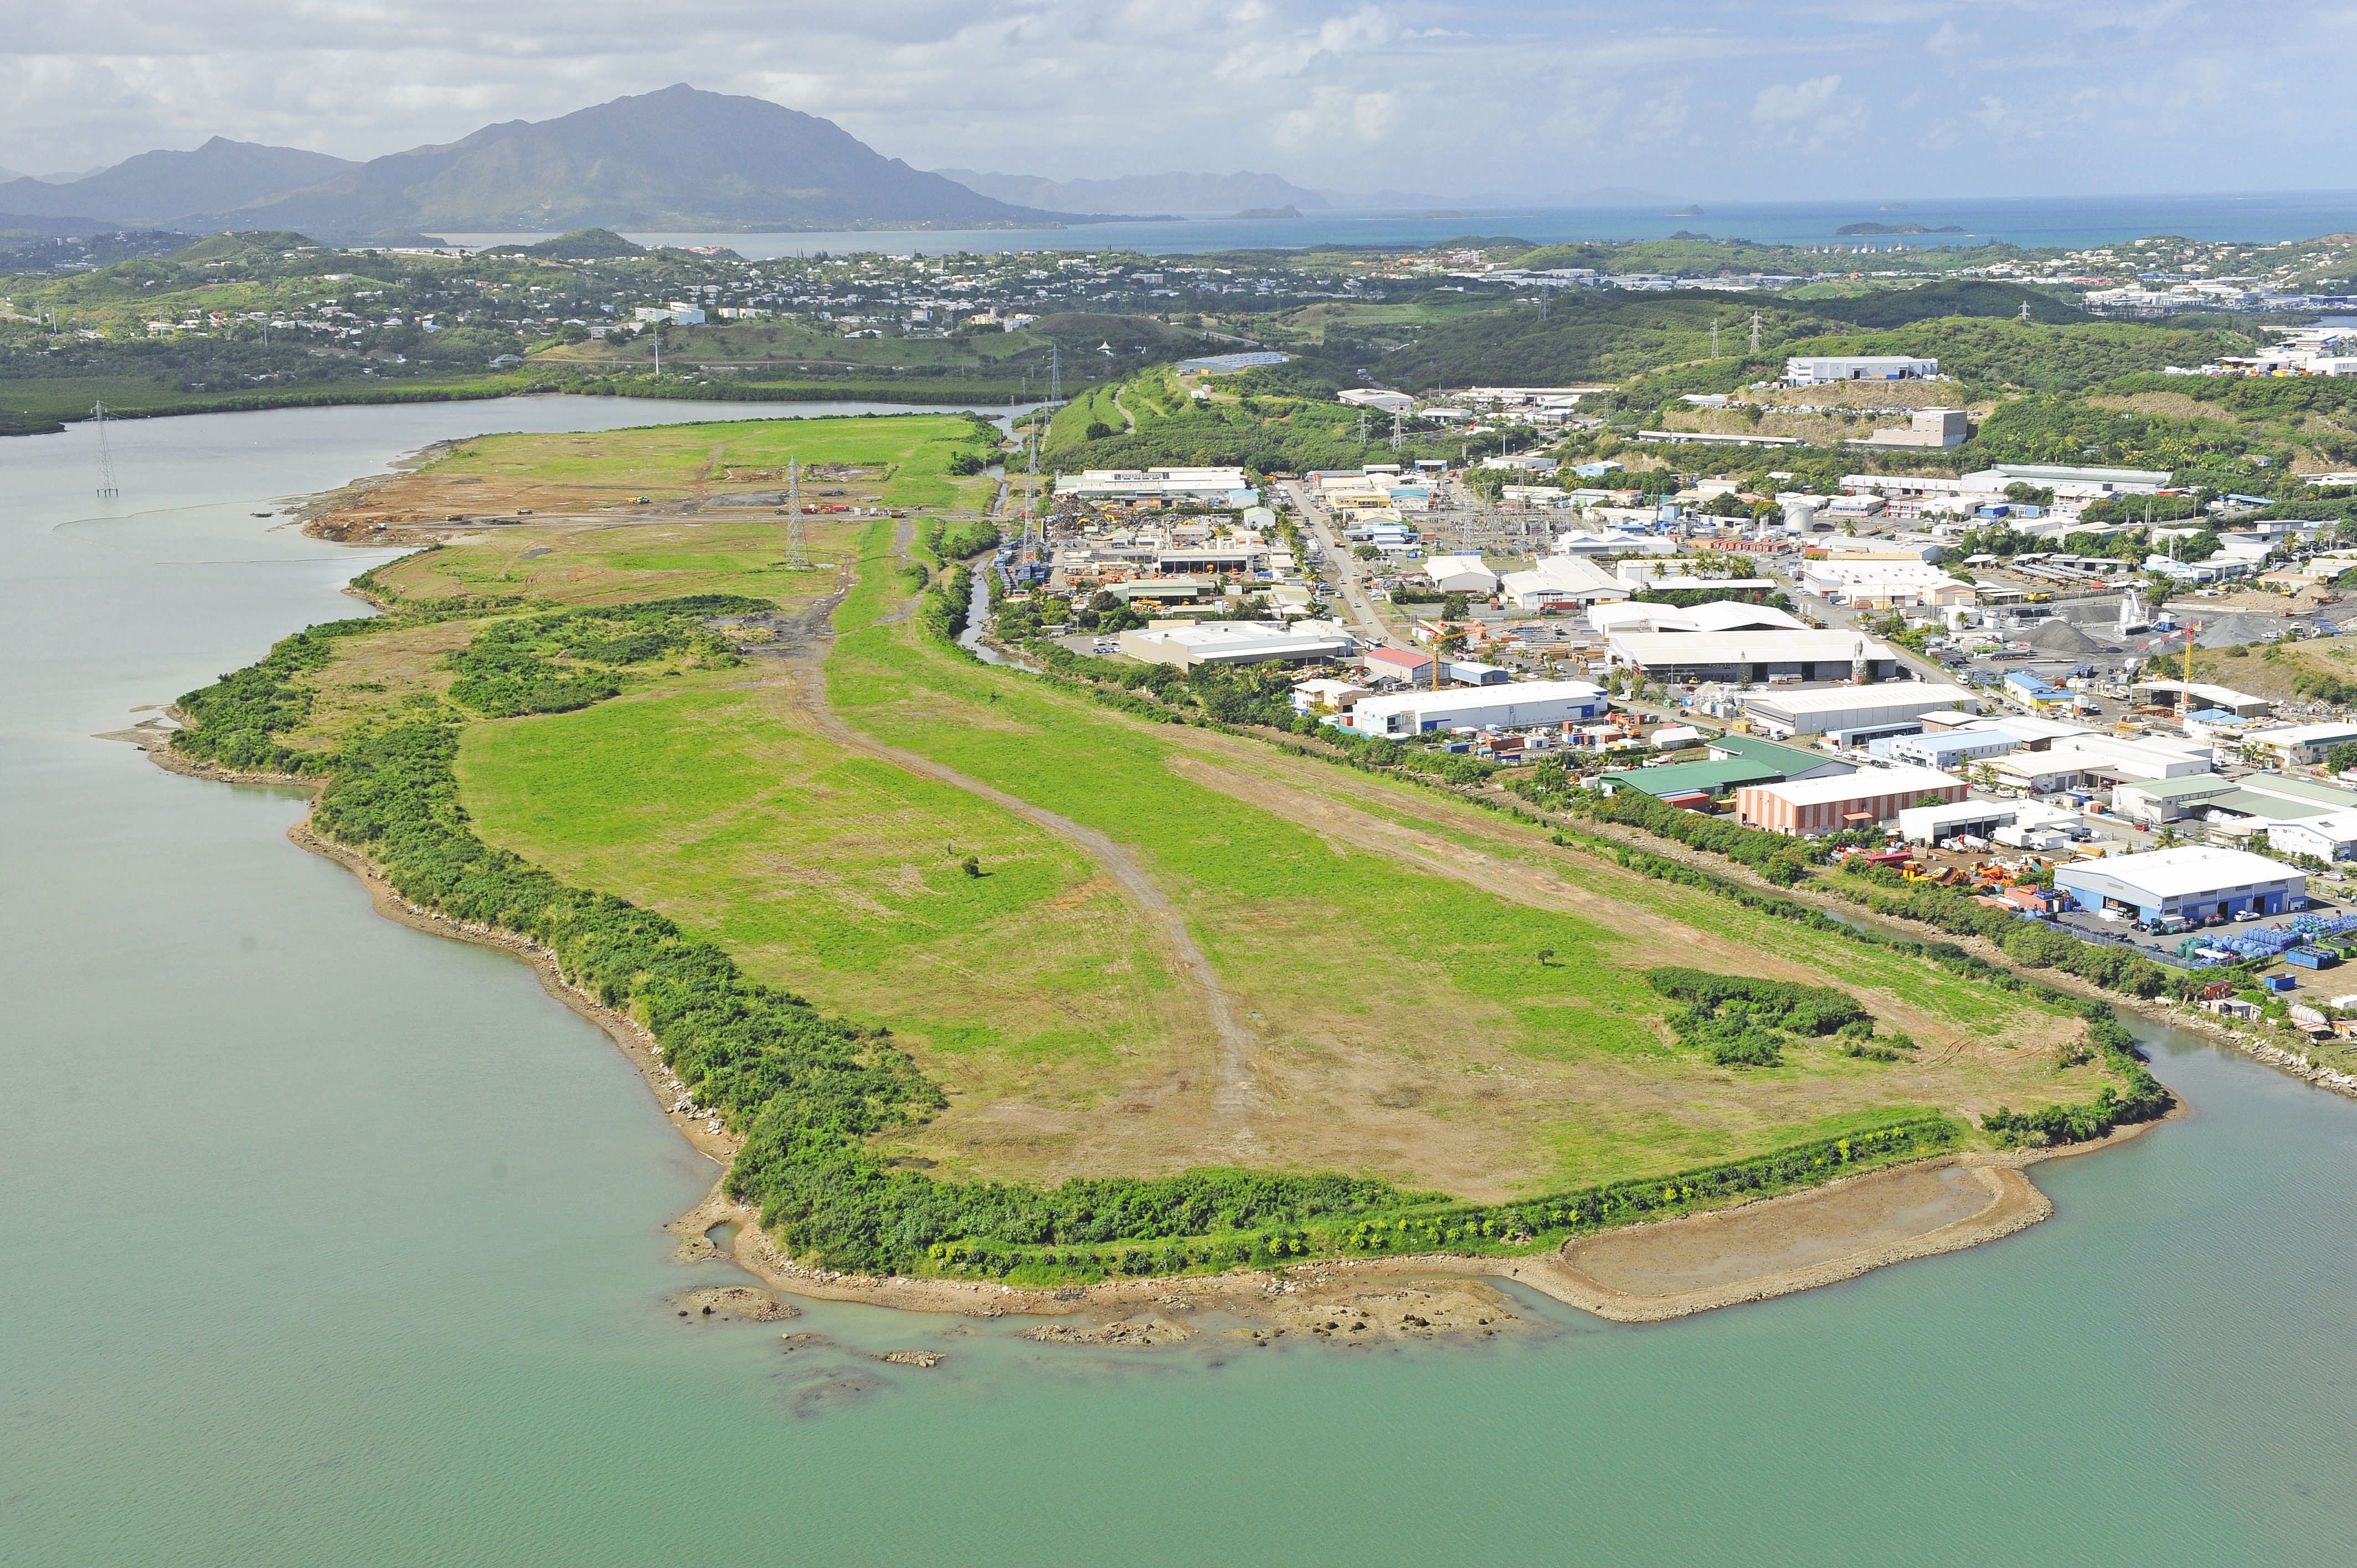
[1743,682,1979,743]
[1118,620,1357,671]
[1608,630,1902,685]
[2053,846,2304,924]
[1342,679,1610,738]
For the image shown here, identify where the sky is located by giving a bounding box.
[1,1,2352,200]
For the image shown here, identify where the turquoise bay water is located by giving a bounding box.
[438,189,2357,257]
[7,400,2357,1565]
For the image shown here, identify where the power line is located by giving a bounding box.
[784,456,807,568]
[92,401,119,499]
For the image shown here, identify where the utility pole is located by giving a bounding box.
[92,401,119,499]
[1048,344,1062,403]
[1750,312,1763,353]
[1711,317,1721,358]
[1357,409,1370,446]
[785,457,807,568]
[1390,407,1403,452]
[652,321,662,380]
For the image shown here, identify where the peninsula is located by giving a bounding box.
[148,409,2176,1325]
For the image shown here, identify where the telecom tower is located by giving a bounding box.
[784,457,809,568]
[92,401,120,499]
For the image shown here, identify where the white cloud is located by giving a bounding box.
[1752,75,1844,125]
[0,2,2351,203]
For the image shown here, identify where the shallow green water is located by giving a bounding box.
[8,401,2357,1566]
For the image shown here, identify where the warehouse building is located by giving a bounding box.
[1793,558,1977,609]
[1420,554,1501,595]
[1601,735,1850,807]
[1118,619,1356,671]
[2113,772,2357,848]
[1736,763,1967,836]
[1588,600,1806,636]
[2053,846,2305,924]
[1056,467,1258,504]
[1608,631,1902,685]
[1497,554,1630,610]
[1341,679,1610,738]
[1986,733,2212,795]
[1741,681,1978,744]
[1784,354,1939,385]
[2242,721,2357,767]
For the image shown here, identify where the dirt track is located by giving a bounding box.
[763,552,1263,1152]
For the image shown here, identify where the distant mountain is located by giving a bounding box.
[218,86,1060,238]
[0,212,145,238]
[0,138,358,225]
[937,168,1330,216]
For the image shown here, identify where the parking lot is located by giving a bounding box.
[2054,893,2349,968]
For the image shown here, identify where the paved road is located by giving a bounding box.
[1282,480,1392,647]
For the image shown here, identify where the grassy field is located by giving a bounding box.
[370,517,866,608]
[817,524,2104,1195]
[265,414,2130,1216]
[421,412,999,509]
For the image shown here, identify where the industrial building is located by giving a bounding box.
[1341,679,1610,738]
[1985,733,2212,794]
[1847,408,1972,450]
[1783,355,1939,385]
[2112,773,2357,851]
[1601,735,1851,807]
[1420,555,1501,595]
[1588,600,1805,636]
[1056,467,1258,505]
[1155,542,1270,574]
[1957,463,2170,500]
[2126,680,2272,719]
[1741,682,1979,745]
[1498,554,1631,610]
[1871,711,2081,768]
[1117,619,1356,671]
[1361,646,1436,684]
[1735,764,1967,837]
[2242,721,2357,767]
[1793,558,1977,608]
[1608,631,1901,685]
[2053,846,2305,925]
